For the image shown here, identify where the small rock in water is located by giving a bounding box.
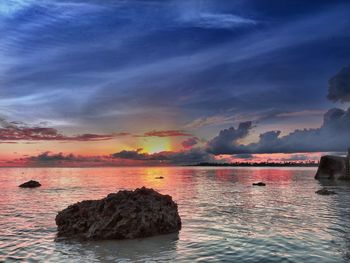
[315,188,336,195]
[155,176,164,179]
[55,187,181,240]
[252,182,266,186]
[18,180,41,188]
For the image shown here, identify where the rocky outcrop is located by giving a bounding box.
[55,187,181,240]
[315,155,347,180]
[18,180,41,188]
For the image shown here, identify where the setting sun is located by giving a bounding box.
[141,137,172,154]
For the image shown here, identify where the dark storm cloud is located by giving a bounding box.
[328,65,350,103]
[207,107,350,154]
[207,121,252,154]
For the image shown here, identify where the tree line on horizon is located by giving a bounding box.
[194,161,319,167]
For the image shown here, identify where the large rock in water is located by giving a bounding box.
[315,155,346,180]
[55,187,181,240]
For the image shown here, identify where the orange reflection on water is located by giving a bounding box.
[250,168,295,183]
[140,167,170,188]
[214,168,235,182]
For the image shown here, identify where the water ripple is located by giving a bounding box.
[1,167,350,262]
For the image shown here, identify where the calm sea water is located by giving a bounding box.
[1,167,350,262]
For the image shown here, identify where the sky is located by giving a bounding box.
[1,0,350,166]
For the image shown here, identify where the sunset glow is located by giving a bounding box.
[141,138,173,154]
[0,0,349,166]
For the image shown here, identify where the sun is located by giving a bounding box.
[141,137,172,154]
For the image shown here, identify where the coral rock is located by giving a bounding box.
[55,187,181,240]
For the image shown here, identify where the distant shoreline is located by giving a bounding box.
[191,162,319,167]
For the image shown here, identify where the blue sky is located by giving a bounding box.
[1,0,350,163]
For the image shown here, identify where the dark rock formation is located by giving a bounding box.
[155,176,164,179]
[18,180,41,188]
[252,182,266,186]
[55,187,181,240]
[315,155,346,180]
[315,188,337,195]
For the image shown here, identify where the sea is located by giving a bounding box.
[1,166,350,262]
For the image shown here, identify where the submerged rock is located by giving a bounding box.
[315,188,337,195]
[55,187,181,240]
[252,182,266,186]
[18,180,41,188]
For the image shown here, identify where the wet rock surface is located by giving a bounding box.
[315,188,337,195]
[19,180,41,188]
[315,155,346,180]
[55,187,181,240]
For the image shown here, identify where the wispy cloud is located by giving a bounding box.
[185,115,235,129]
[0,0,349,153]
[0,0,34,17]
[276,110,326,118]
[136,130,192,137]
[179,12,257,29]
